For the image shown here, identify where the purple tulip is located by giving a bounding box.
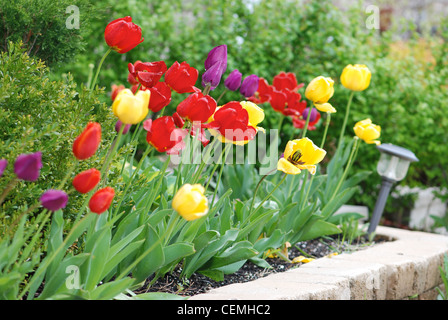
[240,74,259,98]
[302,107,318,123]
[224,69,242,91]
[14,152,43,181]
[204,44,227,71]
[0,159,7,178]
[115,120,132,135]
[40,189,69,212]
[202,45,227,91]
[202,61,226,90]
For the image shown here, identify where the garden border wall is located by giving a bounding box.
[190,226,448,300]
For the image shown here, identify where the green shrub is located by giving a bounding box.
[0,42,116,224]
[0,0,95,66]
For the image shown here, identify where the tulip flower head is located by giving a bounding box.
[172,184,209,221]
[145,116,188,154]
[147,82,172,112]
[341,64,371,92]
[40,189,69,212]
[0,159,7,178]
[248,78,273,104]
[240,74,260,98]
[115,120,132,135]
[112,89,150,125]
[72,168,101,194]
[111,84,125,101]
[272,72,304,92]
[208,101,264,145]
[202,45,227,90]
[89,187,115,214]
[353,119,381,145]
[73,122,102,161]
[128,61,167,89]
[14,151,43,181]
[104,16,144,54]
[277,138,326,175]
[305,76,335,104]
[165,61,199,94]
[177,92,217,124]
[224,69,242,91]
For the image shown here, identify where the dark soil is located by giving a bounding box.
[135,235,381,297]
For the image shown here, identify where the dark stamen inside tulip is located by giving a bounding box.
[288,150,305,165]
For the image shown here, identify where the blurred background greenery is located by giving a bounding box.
[1,0,447,230]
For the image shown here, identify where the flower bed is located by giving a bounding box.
[0,15,412,301]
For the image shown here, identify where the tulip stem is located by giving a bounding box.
[330,137,360,202]
[301,105,314,139]
[90,47,112,91]
[211,143,231,207]
[300,112,332,210]
[0,177,18,209]
[113,144,153,218]
[246,173,287,227]
[338,91,355,150]
[202,83,212,96]
[216,89,227,104]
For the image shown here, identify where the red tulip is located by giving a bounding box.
[104,16,144,54]
[270,88,307,116]
[145,116,187,154]
[89,187,115,214]
[165,61,199,94]
[248,78,273,104]
[176,92,217,123]
[111,84,125,101]
[72,122,101,160]
[272,72,304,92]
[128,61,167,88]
[208,101,257,143]
[72,168,101,194]
[147,82,172,112]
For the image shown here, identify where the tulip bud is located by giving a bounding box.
[104,16,144,54]
[40,189,69,212]
[202,45,227,90]
[302,107,319,123]
[89,187,115,214]
[72,122,102,160]
[305,76,334,104]
[0,159,7,178]
[115,120,132,135]
[172,184,209,221]
[14,152,43,181]
[341,64,371,91]
[72,168,101,194]
[224,69,242,91]
[240,74,259,98]
[112,89,150,124]
[353,119,381,145]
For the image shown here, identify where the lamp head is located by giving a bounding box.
[376,144,419,182]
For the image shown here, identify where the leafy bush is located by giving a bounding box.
[0,0,96,66]
[0,42,116,222]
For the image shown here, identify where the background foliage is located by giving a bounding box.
[49,0,448,218]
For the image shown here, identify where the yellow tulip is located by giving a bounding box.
[314,102,337,114]
[277,138,326,175]
[305,76,335,104]
[353,118,381,145]
[340,64,371,91]
[172,184,209,221]
[112,89,150,124]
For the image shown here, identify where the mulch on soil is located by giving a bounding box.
[135,235,379,297]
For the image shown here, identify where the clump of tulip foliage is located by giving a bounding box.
[0,16,382,300]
